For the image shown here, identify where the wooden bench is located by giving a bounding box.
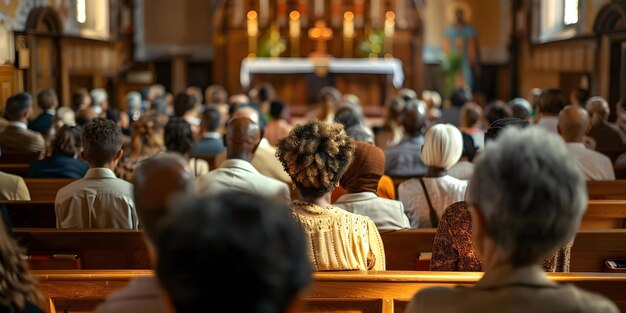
[32,270,626,313]
[582,200,626,229]
[598,148,626,163]
[14,229,149,270]
[614,165,626,180]
[381,229,626,272]
[3,201,56,228]
[24,179,75,202]
[0,151,41,164]
[0,163,31,177]
[588,180,626,200]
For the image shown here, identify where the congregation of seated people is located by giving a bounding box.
[0,82,625,313]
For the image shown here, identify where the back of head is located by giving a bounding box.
[56,107,76,127]
[151,96,168,114]
[340,141,384,193]
[53,125,81,158]
[558,105,590,142]
[334,106,362,130]
[398,88,417,102]
[484,101,512,125]
[226,116,261,158]
[131,116,164,156]
[201,106,222,132]
[269,100,285,120]
[317,86,341,105]
[384,97,406,126]
[155,192,312,313]
[508,98,532,121]
[460,102,482,128]
[468,127,586,267]
[277,120,355,198]
[164,118,194,156]
[186,86,203,105]
[37,89,57,111]
[449,87,472,108]
[90,88,108,108]
[539,88,567,116]
[256,83,275,102]
[484,118,529,144]
[572,88,590,106]
[134,153,194,242]
[421,124,463,170]
[174,93,196,118]
[422,90,442,109]
[81,118,122,167]
[205,85,228,105]
[5,93,32,121]
[585,96,610,125]
[71,89,90,112]
[402,99,427,136]
[126,91,142,112]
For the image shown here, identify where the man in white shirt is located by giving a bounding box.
[55,118,137,229]
[557,106,615,181]
[199,106,290,204]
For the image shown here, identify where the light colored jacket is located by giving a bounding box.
[334,192,409,231]
[0,171,30,201]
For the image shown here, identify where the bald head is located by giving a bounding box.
[226,118,261,161]
[229,106,260,125]
[402,99,427,137]
[558,105,590,143]
[134,153,195,241]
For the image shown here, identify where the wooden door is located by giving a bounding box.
[31,34,60,95]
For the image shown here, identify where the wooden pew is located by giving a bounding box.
[14,229,149,270]
[0,163,30,177]
[33,270,626,313]
[380,229,626,272]
[598,148,626,163]
[614,165,626,180]
[24,179,75,202]
[582,200,626,229]
[3,201,56,228]
[0,151,41,164]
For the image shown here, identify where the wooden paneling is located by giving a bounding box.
[0,65,17,111]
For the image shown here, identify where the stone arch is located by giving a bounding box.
[25,7,63,34]
[594,1,626,34]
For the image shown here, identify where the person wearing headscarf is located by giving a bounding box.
[334,142,410,231]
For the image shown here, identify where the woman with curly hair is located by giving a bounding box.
[115,116,165,181]
[164,118,209,177]
[276,119,385,271]
[0,221,45,313]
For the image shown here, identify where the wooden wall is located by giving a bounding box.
[0,65,18,111]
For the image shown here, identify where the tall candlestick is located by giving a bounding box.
[384,11,395,58]
[314,0,324,18]
[247,11,259,58]
[343,11,355,58]
[260,0,269,26]
[371,0,382,27]
[290,11,301,57]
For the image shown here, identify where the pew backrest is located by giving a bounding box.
[0,151,41,164]
[33,270,626,313]
[0,164,30,177]
[582,200,626,229]
[3,201,56,228]
[24,179,75,202]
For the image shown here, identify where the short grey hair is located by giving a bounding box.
[468,126,586,267]
[90,88,108,107]
[421,124,463,170]
[126,91,142,111]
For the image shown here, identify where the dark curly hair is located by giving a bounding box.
[276,120,355,198]
[82,118,122,167]
[164,118,194,156]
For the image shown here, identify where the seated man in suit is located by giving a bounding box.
[407,127,619,313]
[191,105,225,158]
[0,170,30,201]
[156,192,312,313]
[28,89,58,136]
[198,106,290,204]
[0,93,45,154]
[96,153,195,313]
[55,118,137,229]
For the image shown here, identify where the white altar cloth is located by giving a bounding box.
[240,58,405,89]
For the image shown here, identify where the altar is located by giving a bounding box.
[212,0,424,112]
[241,57,404,107]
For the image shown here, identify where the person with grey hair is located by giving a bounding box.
[96,153,195,313]
[398,124,466,228]
[585,96,624,150]
[126,92,142,122]
[508,97,532,121]
[558,105,615,180]
[407,127,619,313]
[90,88,109,117]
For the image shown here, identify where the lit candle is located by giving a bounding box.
[247,11,258,37]
[343,11,355,38]
[384,11,395,38]
[289,11,301,38]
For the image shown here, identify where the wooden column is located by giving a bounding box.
[171,54,188,95]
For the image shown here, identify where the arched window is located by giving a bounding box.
[533,0,580,42]
[0,20,13,65]
[76,0,110,39]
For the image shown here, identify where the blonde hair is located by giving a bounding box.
[421,124,463,170]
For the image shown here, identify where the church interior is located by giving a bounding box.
[1,1,626,312]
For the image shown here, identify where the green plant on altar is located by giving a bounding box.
[259,27,287,58]
[440,52,463,96]
[357,30,384,58]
